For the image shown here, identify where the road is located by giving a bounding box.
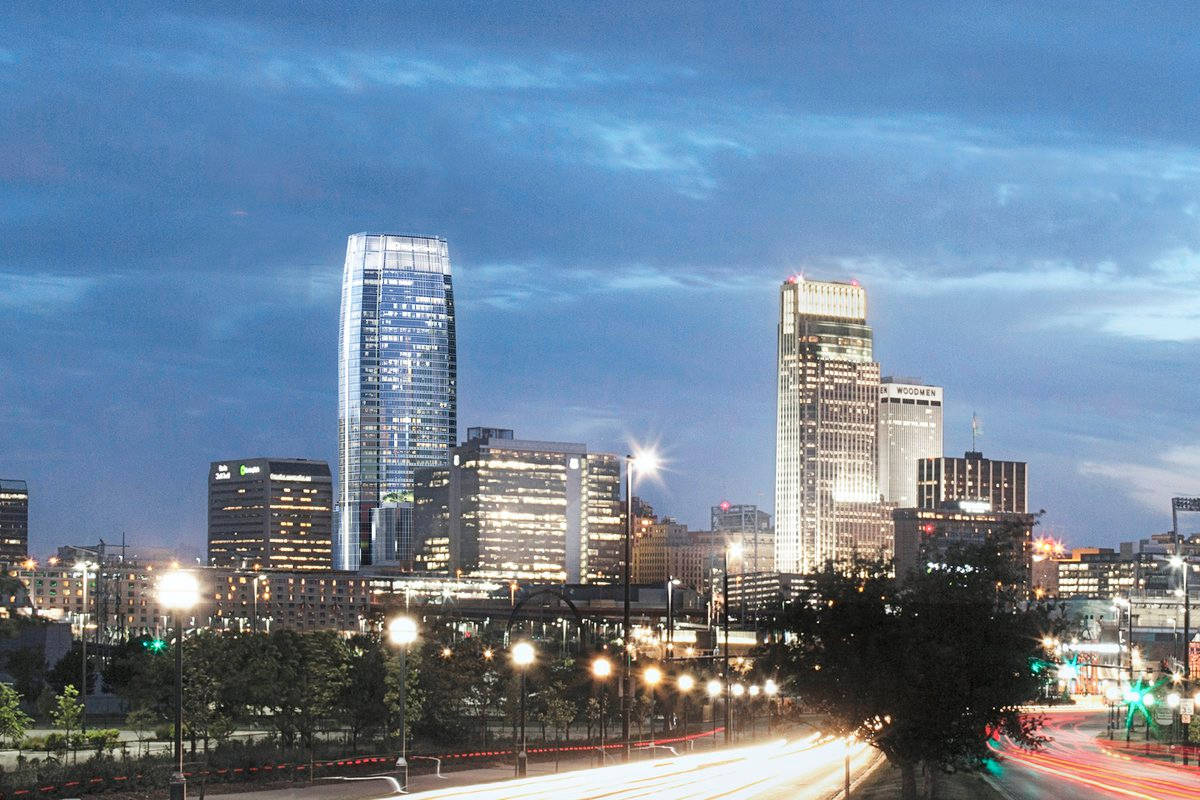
[398,735,876,800]
[992,709,1200,800]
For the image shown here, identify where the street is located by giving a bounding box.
[992,709,1200,800]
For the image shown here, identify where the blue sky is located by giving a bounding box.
[3,3,1200,558]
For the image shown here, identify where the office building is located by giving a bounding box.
[633,519,687,584]
[337,233,457,570]
[775,277,890,573]
[711,502,774,573]
[917,451,1027,513]
[0,480,28,562]
[893,502,1036,583]
[877,378,943,507]
[413,429,622,583]
[208,458,333,570]
[1054,548,1139,600]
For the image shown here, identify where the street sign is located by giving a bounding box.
[1182,699,1195,716]
[1154,705,1174,726]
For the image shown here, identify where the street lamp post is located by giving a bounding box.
[512,641,536,776]
[73,560,97,738]
[622,449,658,761]
[591,656,612,764]
[643,666,662,741]
[665,578,680,659]
[764,679,778,734]
[387,616,418,789]
[730,683,745,741]
[158,570,200,800]
[722,543,741,745]
[1171,554,1192,680]
[706,679,721,748]
[677,674,694,747]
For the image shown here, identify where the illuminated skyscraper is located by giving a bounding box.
[337,233,456,570]
[877,377,943,507]
[774,277,890,573]
[412,428,622,582]
[0,479,28,562]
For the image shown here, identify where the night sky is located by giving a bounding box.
[3,3,1199,558]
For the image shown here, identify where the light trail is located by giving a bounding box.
[405,733,872,800]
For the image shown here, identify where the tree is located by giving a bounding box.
[0,683,32,749]
[51,685,84,762]
[780,538,1055,800]
[340,636,388,750]
[126,707,157,756]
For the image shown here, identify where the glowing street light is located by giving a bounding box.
[678,674,695,692]
[512,641,536,775]
[731,683,746,698]
[592,656,613,679]
[157,569,200,800]
[622,445,660,761]
[387,616,419,787]
[643,666,663,686]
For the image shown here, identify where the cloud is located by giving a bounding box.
[1081,446,1200,513]
[0,273,101,313]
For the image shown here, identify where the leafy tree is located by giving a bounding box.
[340,636,388,749]
[781,539,1056,800]
[540,693,576,743]
[51,685,84,762]
[0,683,32,748]
[46,643,95,695]
[4,647,46,700]
[126,707,157,756]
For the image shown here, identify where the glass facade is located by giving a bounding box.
[775,278,890,573]
[337,234,456,570]
[0,479,29,562]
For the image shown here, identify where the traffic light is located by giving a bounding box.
[143,637,166,653]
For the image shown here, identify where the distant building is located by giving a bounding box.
[775,277,890,573]
[337,233,457,571]
[633,519,687,584]
[917,451,1028,513]
[893,503,1036,583]
[412,429,622,583]
[0,480,29,562]
[207,459,333,570]
[877,378,943,507]
[711,503,774,573]
[1055,548,1139,599]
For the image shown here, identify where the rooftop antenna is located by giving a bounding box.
[971,412,982,451]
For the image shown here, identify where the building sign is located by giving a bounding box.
[239,464,261,476]
[270,473,313,483]
[880,383,943,401]
[213,464,231,481]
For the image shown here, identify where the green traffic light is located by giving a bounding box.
[145,638,166,652]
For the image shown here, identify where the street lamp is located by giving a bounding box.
[1170,554,1192,679]
[592,657,613,763]
[623,447,659,762]
[677,674,694,743]
[665,578,681,658]
[157,569,200,800]
[387,616,419,789]
[643,666,663,740]
[72,560,97,738]
[722,542,742,744]
[706,678,722,747]
[512,641,536,776]
[764,678,779,733]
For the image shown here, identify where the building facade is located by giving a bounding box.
[711,503,774,573]
[877,378,943,507]
[775,277,890,573]
[0,480,28,562]
[893,503,1036,583]
[208,459,333,570]
[413,429,623,583]
[337,233,457,571]
[633,519,687,584]
[917,451,1027,513]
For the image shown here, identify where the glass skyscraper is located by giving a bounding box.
[774,277,891,574]
[877,377,943,508]
[337,233,456,571]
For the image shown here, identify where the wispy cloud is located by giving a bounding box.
[0,273,101,313]
[1081,446,1200,513]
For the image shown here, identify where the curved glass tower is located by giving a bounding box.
[337,233,456,571]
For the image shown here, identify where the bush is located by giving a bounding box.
[84,729,120,755]
[154,723,173,741]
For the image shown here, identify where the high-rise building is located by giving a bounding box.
[877,378,943,507]
[412,429,622,583]
[0,479,28,562]
[711,502,774,573]
[337,233,457,570]
[892,502,1036,584]
[917,451,1027,513]
[207,459,333,570]
[633,519,687,584]
[774,277,890,573]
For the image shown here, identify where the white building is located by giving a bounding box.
[774,277,891,573]
[877,378,943,508]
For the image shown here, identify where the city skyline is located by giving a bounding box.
[5,5,1200,557]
